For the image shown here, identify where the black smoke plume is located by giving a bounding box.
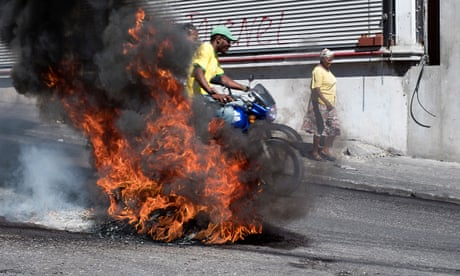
[0,0,194,121]
[0,0,311,241]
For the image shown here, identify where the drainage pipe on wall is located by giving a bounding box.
[219,50,423,68]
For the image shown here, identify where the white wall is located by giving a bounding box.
[250,78,309,131]
[249,73,409,153]
[395,1,417,46]
[406,0,460,161]
[227,63,411,156]
[224,0,460,162]
[338,76,408,152]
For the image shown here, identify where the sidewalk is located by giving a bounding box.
[299,139,460,205]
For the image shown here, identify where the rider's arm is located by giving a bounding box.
[221,75,250,92]
[192,66,232,102]
[192,66,218,94]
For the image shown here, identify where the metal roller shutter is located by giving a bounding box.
[133,0,384,54]
[0,43,16,68]
[0,0,385,67]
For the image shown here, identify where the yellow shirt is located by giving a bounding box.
[186,42,224,97]
[311,65,337,106]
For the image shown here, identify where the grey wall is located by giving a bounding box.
[226,62,413,157]
[406,0,460,162]
[224,1,460,163]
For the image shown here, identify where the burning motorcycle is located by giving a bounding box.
[210,76,304,196]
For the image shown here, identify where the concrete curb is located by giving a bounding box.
[305,172,460,206]
[298,138,460,206]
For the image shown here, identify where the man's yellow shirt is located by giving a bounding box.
[186,42,224,97]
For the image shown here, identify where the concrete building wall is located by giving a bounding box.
[225,1,460,163]
[227,63,410,155]
[407,0,460,162]
[1,1,457,162]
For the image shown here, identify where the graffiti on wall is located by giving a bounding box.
[186,11,285,47]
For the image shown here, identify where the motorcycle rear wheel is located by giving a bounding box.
[266,123,303,144]
[257,138,303,196]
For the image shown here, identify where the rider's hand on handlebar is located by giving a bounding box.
[211,93,233,103]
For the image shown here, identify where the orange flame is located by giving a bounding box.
[128,8,145,42]
[43,9,262,244]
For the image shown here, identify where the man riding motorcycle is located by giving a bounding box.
[186,25,249,122]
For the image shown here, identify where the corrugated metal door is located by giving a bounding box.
[137,0,384,54]
[0,0,384,67]
[0,44,16,68]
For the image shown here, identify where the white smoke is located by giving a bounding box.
[0,145,94,231]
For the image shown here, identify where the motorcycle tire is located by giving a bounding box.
[265,123,303,144]
[257,138,303,196]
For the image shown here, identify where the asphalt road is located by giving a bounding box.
[1,185,459,276]
[1,80,459,275]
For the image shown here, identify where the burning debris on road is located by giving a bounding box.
[0,0,309,244]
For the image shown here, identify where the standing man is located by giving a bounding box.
[302,48,340,161]
[186,25,249,102]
